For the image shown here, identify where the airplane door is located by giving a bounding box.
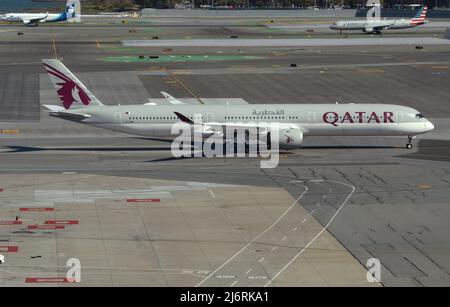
[115,112,122,124]
[308,112,316,123]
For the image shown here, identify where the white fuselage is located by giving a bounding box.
[330,18,427,32]
[0,13,62,23]
[64,103,434,139]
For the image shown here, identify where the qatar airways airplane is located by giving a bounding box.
[41,59,434,149]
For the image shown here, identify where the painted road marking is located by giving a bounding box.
[259,257,265,263]
[126,198,160,203]
[282,236,287,241]
[25,277,72,283]
[245,268,252,274]
[270,246,277,252]
[302,218,307,223]
[230,280,238,287]
[52,38,58,59]
[292,227,298,232]
[20,208,54,212]
[45,220,79,225]
[209,190,216,199]
[196,183,309,287]
[0,221,22,225]
[28,225,65,230]
[0,246,18,253]
[264,180,356,287]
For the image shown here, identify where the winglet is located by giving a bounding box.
[174,112,193,124]
[161,91,186,105]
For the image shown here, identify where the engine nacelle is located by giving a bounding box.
[363,27,373,33]
[278,129,303,149]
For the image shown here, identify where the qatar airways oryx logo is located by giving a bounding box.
[323,111,394,127]
[171,117,280,169]
[44,64,91,109]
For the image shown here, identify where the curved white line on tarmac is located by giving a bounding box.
[263,179,355,287]
[195,183,309,287]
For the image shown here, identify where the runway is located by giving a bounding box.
[1,20,450,287]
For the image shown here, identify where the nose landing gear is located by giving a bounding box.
[406,136,414,149]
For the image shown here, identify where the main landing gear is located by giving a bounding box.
[406,136,414,149]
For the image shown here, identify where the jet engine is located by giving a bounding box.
[278,129,303,149]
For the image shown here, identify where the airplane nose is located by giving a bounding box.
[425,120,434,132]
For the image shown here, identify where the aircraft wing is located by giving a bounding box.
[173,111,298,137]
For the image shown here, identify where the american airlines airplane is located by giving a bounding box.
[0,0,80,26]
[330,5,428,34]
[41,59,434,150]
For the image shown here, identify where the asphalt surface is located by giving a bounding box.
[0,21,450,286]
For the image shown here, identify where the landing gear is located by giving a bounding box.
[406,136,413,149]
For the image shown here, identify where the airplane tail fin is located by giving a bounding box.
[66,0,81,23]
[410,5,428,25]
[42,59,103,110]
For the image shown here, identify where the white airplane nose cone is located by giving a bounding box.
[425,121,434,131]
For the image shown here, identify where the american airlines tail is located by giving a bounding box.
[42,59,103,110]
[410,5,428,26]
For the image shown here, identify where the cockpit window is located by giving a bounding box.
[416,113,425,119]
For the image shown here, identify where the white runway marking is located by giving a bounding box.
[195,183,308,287]
[209,190,216,199]
[264,180,355,287]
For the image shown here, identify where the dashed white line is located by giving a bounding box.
[259,257,265,263]
[230,281,238,287]
[245,268,252,274]
[282,236,287,241]
[302,218,307,223]
[292,227,298,232]
[270,246,277,252]
[315,202,320,207]
[209,190,216,198]
[264,180,356,287]
[322,195,327,200]
[311,209,315,214]
[196,183,309,287]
